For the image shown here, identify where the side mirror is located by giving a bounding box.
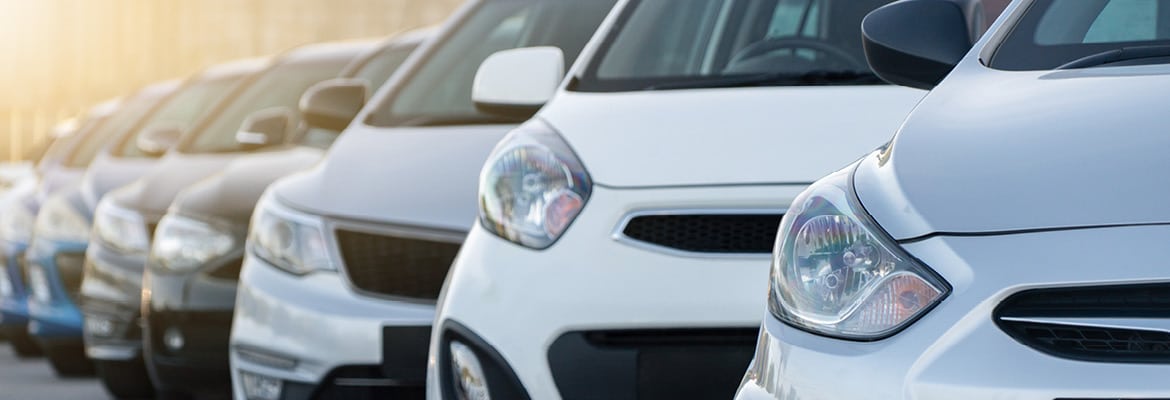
[300,79,368,132]
[236,107,294,150]
[136,125,184,157]
[472,46,565,119]
[862,0,974,90]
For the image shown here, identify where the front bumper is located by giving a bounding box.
[432,184,803,400]
[141,251,242,395]
[736,225,1170,399]
[0,240,30,331]
[25,238,86,342]
[79,240,147,361]
[230,254,435,400]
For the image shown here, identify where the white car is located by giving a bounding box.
[737,0,1170,399]
[228,0,619,399]
[426,0,954,398]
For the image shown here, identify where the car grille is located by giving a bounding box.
[620,213,783,254]
[995,283,1170,363]
[206,257,244,280]
[56,252,86,302]
[286,366,424,400]
[334,230,460,301]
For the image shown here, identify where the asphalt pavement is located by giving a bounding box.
[0,341,106,400]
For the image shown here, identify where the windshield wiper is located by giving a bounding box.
[645,71,884,90]
[1059,45,1170,69]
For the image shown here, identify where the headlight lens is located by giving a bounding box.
[0,200,35,244]
[770,166,948,340]
[149,214,236,273]
[249,194,333,275]
[93,200,150,254]
[479,120,590,249]
[33,196,91,243]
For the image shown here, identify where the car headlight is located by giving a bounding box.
[149,214,236,273]
[93,200,150,254]
[0,200,35,244]
[33,196,91,243]
[769,165,949,340]
[249,193,334,275]
[479,120,591,249]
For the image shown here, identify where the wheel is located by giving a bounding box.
[96,359,156,399]
[7,331,43,358]
[44,343,96,377]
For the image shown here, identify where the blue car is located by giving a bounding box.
[22,83,180,377]
[0,120,85,358]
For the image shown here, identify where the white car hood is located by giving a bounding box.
[275,124,514,232]
[540,86,924,188]
[855,63,1170,240]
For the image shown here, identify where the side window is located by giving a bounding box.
[1084,0,1158,43]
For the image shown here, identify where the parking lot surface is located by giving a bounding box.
[0,344,105,400]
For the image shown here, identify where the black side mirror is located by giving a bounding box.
[862,0,974,90]
[236,107,294,150]
[136,125,184,157]
[300,79,368,132]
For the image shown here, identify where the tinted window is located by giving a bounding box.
[575,0,892,92]
[178,56,351,154]
[366,0,618,127]
[116,74,244,158]
[994,0,1170,70]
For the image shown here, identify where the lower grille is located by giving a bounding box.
[310,366,424,400]
[56,252,86,301]
[620,213,783,254]
[996,283,1170,363]
[334,230,460,301]
[206,257,244,280]
[549,328,757,400]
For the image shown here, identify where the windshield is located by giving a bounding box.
[177,56,351,154]
[65,87,173,164]
[366,0,617,128]
[60,113,117,169]
[116,74,245,158]
[298,42,421,149]
[573,0,891,92]
[994,0,1170,70]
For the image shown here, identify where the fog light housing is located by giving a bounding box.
[163,327,185,351]
[240,370,283,400]
[450,341,491,400]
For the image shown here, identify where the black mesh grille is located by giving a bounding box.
[334,230,460,301]
[56,252,86,301]
[621,214,783,254]
[996,283,1170,363]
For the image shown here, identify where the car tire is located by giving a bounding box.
[44,344,96,377]
[8,332,43,358]
[96,359,156,399]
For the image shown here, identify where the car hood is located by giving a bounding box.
[173,146,324,224]
[855,63,1170,240]
[275,124,513,232]
[107,152,240,217]
[540,86,924,188]
[79,154,159,212]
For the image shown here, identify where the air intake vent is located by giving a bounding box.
[995,283,1170,363]
[334,230,460,301]
[620,213,782,254]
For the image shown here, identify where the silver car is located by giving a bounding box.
[738,0,1170,398]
